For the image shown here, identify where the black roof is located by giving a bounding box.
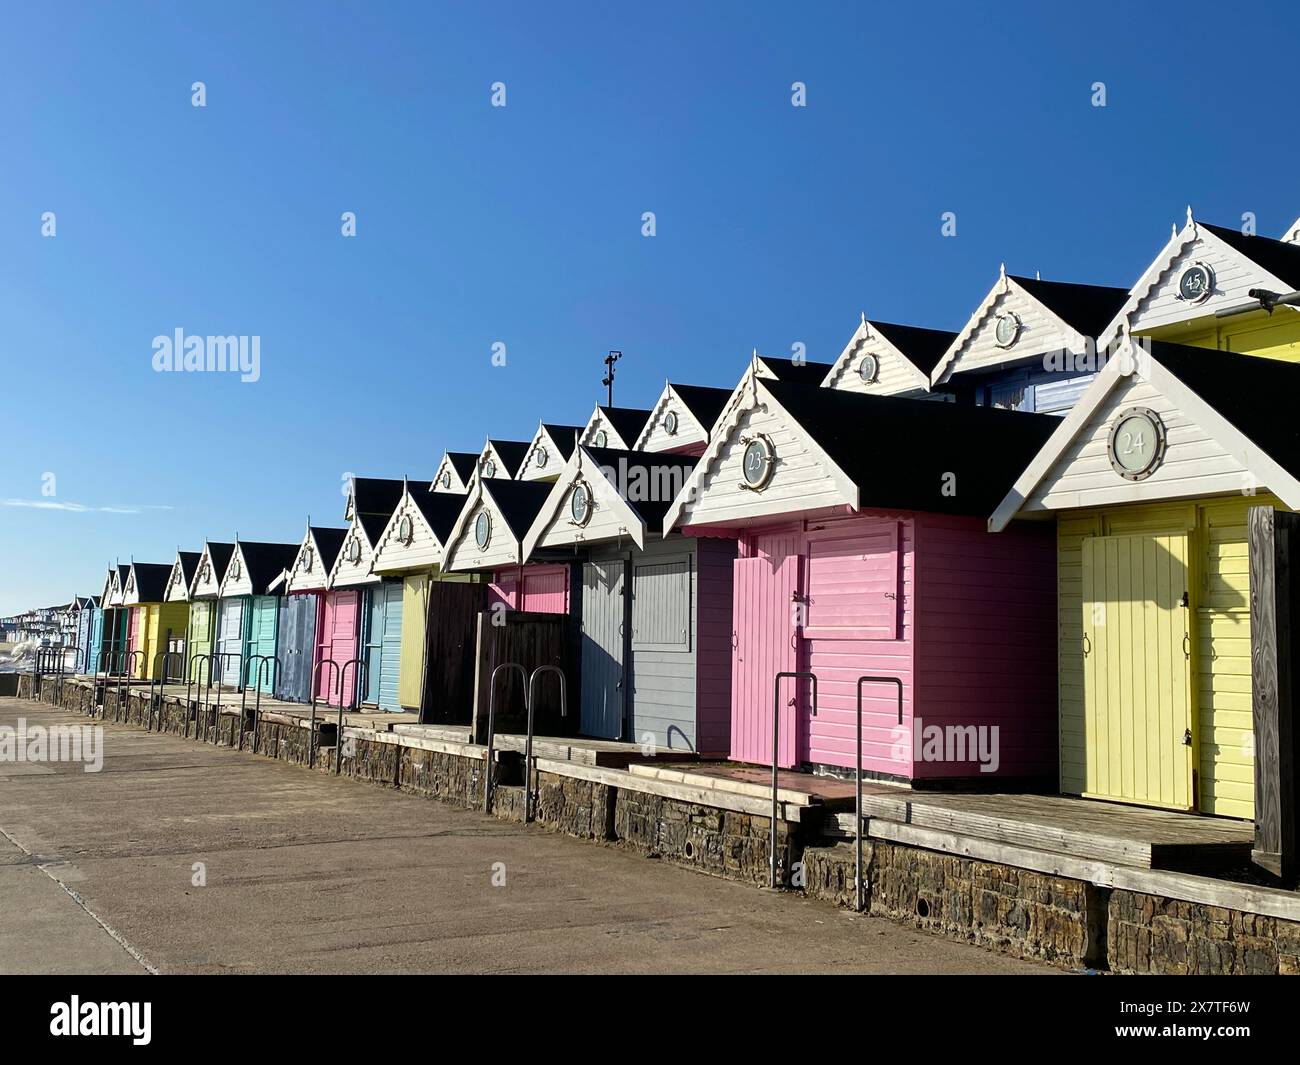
[131,563,174,602]
[310,527,348,574]
[410,489,470,544]
[582,446,699,529]
[235,542,301,595]
[487,439,531,478]
[480,480,557,541]
[206,542,236,582]
[1012,276,1129,338]
[115,564,131,585]
[759,356,837,383]
[352,477,411,518]
[1148,341,1300,480]
[596,406,653,447]
[669,384,732,431]
[541,424,584,460]
[357,511,390,547]
[869,321,960,377]
[761,379,1059,516]
[175,551,202,588]
[1201,223,1300,291]
[444,452,479,483]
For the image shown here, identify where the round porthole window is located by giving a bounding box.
[302,546,314,572]
[126,573,134,592]
[474,510,492,549]
[994,311,1021,348]
[858,352,880,384]
[1178,262,1214,304]
[535,446,549,468]
[592,429,608,447]
[664,410,679,435]
[571,482,592,525]
[229,558,241,580]
[741,434,776,490]
[1108,407,1167,481]
[439,470,451,489]
[398,514,414,545]
[482,459,497,479]
[347,537,362,563]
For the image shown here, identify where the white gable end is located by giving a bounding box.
[371,491,442,574]
[329,519,380,588]
[938,279,1085,384]
[444,488,520,571]
[1023,372,1253,514]
[671,386,855,530]
[1123,226,1293,337]
[219,545,254,597]
[823,319,930,397]
[637,386,709,453]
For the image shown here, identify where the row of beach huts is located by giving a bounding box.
[45,211,1300,874]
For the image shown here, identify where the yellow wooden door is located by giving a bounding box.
[397,572,429,710]
[1081,533,1193,809]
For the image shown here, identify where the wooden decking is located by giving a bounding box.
[834,790,1254,872]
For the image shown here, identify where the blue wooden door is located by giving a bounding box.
[88,609,104,673]
[217,598,246,686]
[274,593,317,703]
[244,596,279,691]
[363,582,404,711]
[580,559,626,739]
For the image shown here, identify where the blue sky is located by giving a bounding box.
[3,1,1298,614]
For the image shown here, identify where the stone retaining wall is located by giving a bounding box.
[14,679,1300,975]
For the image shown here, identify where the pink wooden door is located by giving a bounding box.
[730,553,797,767]
[520,564,569,613]
[315,590,360,706]
[127,608,142,656]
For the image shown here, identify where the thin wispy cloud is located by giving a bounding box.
[2,499,175,515]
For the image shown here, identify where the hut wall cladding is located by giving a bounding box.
[142,602,189,680]
[471,609,577,742]
[126,607,142,673]
[584,537,736,752]
[912,513,1058,780]
[420,578,488,724]
[75,609,93,672]
[488,563,570,613]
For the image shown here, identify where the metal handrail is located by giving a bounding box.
[185,654,213,738]
[117,650,145,722]
[246,655,280,754]
[147,651,183,732]
[56,643,78,701]
[770,670,818,890]
[308,658,340,768]
[240,655,274,750]
[208,653,243,742]
[334,659,368,774]
[483,662,527,813]
[853,676,904,913]
[523,665,568,823]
